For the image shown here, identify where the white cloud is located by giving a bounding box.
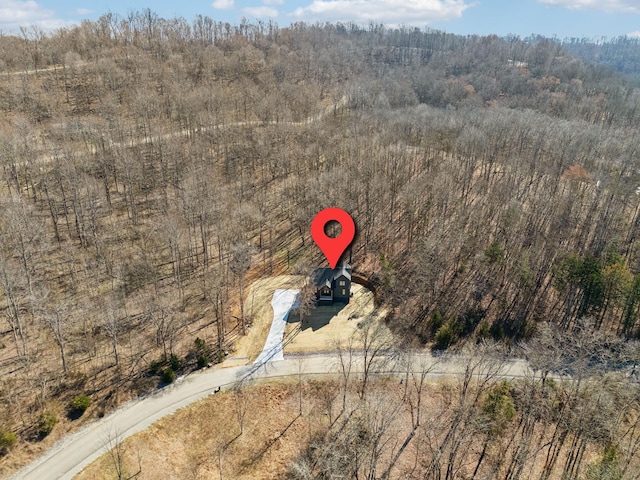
[628,31,640,38]
[291,0,472,26]
[537,0,640,13]
[242,6,279,17]
[0,0,77,32]
[212,0,234,10]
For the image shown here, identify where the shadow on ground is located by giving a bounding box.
[288,303,347,332]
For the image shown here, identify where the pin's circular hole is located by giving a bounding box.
[324,220,342,238]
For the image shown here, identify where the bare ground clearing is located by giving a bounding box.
[229,275,304,364]
[285,283,389,353]
[231,277,389,364]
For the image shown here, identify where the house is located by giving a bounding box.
[311,263,352,305]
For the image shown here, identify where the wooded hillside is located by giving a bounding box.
[2,11,640,474]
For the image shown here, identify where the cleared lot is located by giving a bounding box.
[284,283,389,353]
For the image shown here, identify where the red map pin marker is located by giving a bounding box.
[311,208,355,269]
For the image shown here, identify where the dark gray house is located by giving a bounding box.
[311,263,352,304]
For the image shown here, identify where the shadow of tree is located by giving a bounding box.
[240,413,302,470]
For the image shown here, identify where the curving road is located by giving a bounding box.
[7,351,533,480]
[28,95,348,168]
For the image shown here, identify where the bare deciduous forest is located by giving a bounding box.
[76,333,640,480]
[2,10,640,478]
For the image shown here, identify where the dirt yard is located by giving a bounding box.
[228,277,388,364]
[284,283,388,353]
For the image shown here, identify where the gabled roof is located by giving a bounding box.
[311,263,352,288]
[311,268,335,289]
[334,263,352,281]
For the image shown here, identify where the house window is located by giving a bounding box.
[342,289,346,295]
[339,280,345,286]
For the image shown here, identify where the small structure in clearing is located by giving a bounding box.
[311,263,352,304]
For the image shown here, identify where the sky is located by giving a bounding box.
[2,0,640,40]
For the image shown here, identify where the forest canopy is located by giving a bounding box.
[2,10,640,476]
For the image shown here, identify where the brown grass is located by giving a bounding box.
[74,380,329,480]
[74,376,615,480]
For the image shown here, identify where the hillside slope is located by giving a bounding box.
[2,12,640,475]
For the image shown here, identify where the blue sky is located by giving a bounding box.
[2,0,640,40]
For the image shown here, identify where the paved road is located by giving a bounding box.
[7,352,532,480]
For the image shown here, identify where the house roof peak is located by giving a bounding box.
[311,263,352,287]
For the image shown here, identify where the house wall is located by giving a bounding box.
[332,275,351,303]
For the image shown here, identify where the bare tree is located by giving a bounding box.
[0,256,28,357]
[355,317,396,400]
[334,334,356,415]
[104,427,141,480]
[229,242,254,335]
[32,287,71,372]
[143,296,181,362]
[381,352,437,479]
[102,294,126,367]
[157,209,187,301]
[232,385,248,436]
[1,195,45,298]
[296,279,317,329]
